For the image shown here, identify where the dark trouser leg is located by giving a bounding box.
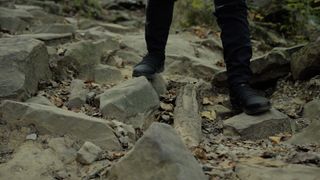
[132,0,175,78]
[214,0,253,87]
[145,0,175,57]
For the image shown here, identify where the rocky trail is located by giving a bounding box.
[0,0,320,180]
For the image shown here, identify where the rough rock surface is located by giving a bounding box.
[0,100,121,150]
[26,95,54,106]
[224,109,293,140]
[76,141,102,165]
[67,79,89,109]
[99,77,159,127]
[106,123,207,180]
[0,37,51,100]
[174,83,202,148]
[291,41,320,80]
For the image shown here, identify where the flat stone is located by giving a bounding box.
[67,79,89,109]
[18,33,73,44]
[106,123,207,180]
[76,141,102,165]
[98,77,159,127]
[236,163,320,180]
[0,37,51,100]
[0,100,121,150]
[48,137,77,164]
[224,108,293,140]
[31,23,76,34]
[174,83,202,148]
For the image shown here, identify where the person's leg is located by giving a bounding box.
[214,0,271,115]
[133,0,175,79]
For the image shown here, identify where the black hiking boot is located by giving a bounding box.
[230,83,271,115]
[132,53,165,79]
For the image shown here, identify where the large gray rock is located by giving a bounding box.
[106,123,207,180]
[291,41,320,80]
[18,33,73,45]
[288,120,320,145]
[99,77,159,127]
[0,100,121,150]
[213,45,305,87]
[61,40,120,76]
[0,7,33,33]
[224,109,293,140]
[0,37,51,100]
[174,83,202,148]
[30,23,76,34]
[236,163,320,180]
[304,99,320,120]
[67,79,89,109]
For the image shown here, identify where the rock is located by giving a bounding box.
[106,123,207,180]
[0,37,51,100]
[76,141,102,165]
[18,33,73,45]
[48,137,77,164]
[99,0,146,9]
[224,109,293,140]
[30,23,76,34]
[288,120,320,145]
[0,7,33,34]
[80,64,123,84]
[206,104,233,120]
[150,74,167,96]
[67,79,89,109]
[303,99,320,120]
[23,0,62,15]
[213,45,305,87]
[78,26,120,40]
[291,41,320,80]
[26,95,55,106]
[26,133,37,140]
[98,77,159,127]
[236,163,320,180]
[174,83,202,148]
[61,40,119,76]
[0,100,121,150]
[0,142,66,180]
[98,22,134,34]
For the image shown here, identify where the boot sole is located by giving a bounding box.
[231,98,271,115]
[132,67,164,80]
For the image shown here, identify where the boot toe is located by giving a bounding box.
[244,97,271,115]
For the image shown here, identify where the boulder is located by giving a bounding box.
[224,109,293,140]
[0,100,121,150]
[291,41,320,80]
[0,7,33,34]
[213,45,305,87]
[174,83,202,148]
[98,77,159,127]
[105,123,207,180]
[150,74,167,96]
[303,99,320,120]
[0,37,51,100]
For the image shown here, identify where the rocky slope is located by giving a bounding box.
[0,1,320,180]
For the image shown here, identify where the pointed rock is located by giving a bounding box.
[106,123,207,180]
[98,77,159,127]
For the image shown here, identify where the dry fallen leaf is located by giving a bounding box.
[201,110,217,121]
[160,102,174,111]
[203,97,214,105]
